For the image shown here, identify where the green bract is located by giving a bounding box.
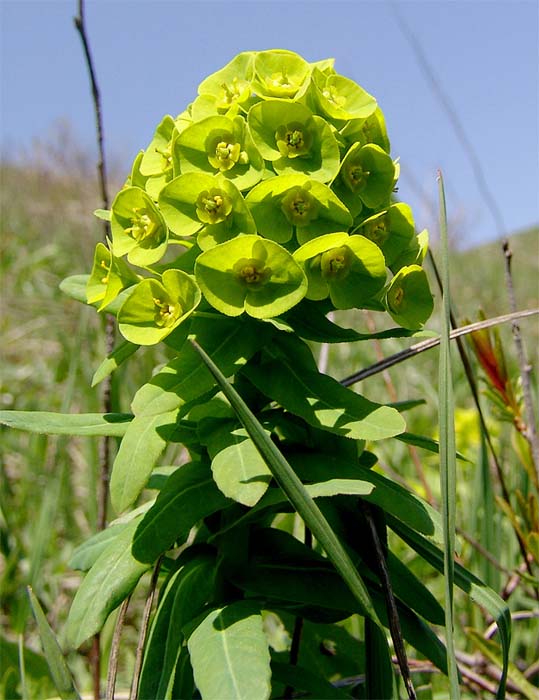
[158,172,256,249]
[248,100,340,182]
[384,264,434,329]
[340,107,391,153]
[195,235,307,318]
[246,174,352,244]
[253,49,311,99]
[196,51,256,116]
[310,67,378,123]
[355,202,416,267]
[86,242,139,311]
[175,115,264,191]
[118,269,201,345]
[294,232,386,309]
[332,142,395,216]
[111,187,168,266]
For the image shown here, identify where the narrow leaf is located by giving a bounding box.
[437,171,460,698]
[389,514,510,697]
[27,588,81,700]
[191,340,382,627]
[188,602,272,700]
[91,341,139,386]
[65,520,150,649]
[271,661,350,699]
[69,523,128,571]
[0,411,132,437]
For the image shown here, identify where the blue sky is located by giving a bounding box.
[1,0,538,248]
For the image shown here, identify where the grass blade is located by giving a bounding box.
[190,339,382,628]
[437,171,460,698]
[26,587,81,700]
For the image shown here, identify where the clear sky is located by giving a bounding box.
[1,0,538,248]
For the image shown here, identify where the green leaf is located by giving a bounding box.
[69,523,128,571]
[59,274,90,304]
[110,410,182,513]
[207,424,272,506]
[27,588,81,700]
[284,300,416,343]
[191,340,382,627]
[131,316,273,417]
[437,171,460,698]
[365,618,395,699]
[243,360,405,441]
[0,411,132,437]
[286,452,443,543]
[188,602,272,700]
[389,515,511,698]
[65,519,150,649]
[396,431,470,462]
[131,462,230,563]
[270,661,351,699]
[138,551,217,700]
[91,341,139,387]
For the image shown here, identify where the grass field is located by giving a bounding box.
[1,154,538,698]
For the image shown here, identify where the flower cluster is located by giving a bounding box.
[88,49,433,344]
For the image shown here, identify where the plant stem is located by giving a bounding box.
[106,596,131,700]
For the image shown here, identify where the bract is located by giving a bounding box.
[385,264,434,329]
[86,242,139,311]
[195,235,307,318]
[159,173,256,249]
[248,100,340,182]
[246,174,352,244]
[294,232,386,309]
[111,187,168,266]
[340,107,391,153]
[175,115,264,191]
[310,67,377,123]
[253,49,311,100]
[332,143,395,215]
[355,202,415,267]
[118,269,201,345]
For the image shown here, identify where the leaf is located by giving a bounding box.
[466,629,538,700]
[91,341,139,386]
[110,410,182,513]
[191,340,382,627]
[65,520,150,649]
[131,462,230,563]
[27,588,81,700]
[389,514,511,697]
[188,602,272,700]
[243,361,405,441]
[138,551,217,700]
[365,618,395,700]
[285,300,417,343]
[207,424,272,506]
[132,316,273,417]
[437,171,460,698]
[270,661,351,699]
[69,523,128,571]
[0,411,132,437]
[396,432,470,462]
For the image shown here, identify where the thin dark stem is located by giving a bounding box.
[361,502,416,700]
[502,240,539,475]
[129,559,162,700]
[106,596,131,700]
[73,1,115,694]
[341,309,538,387]
[283,527,312,700]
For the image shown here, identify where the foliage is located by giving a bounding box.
[1,51,538,700]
